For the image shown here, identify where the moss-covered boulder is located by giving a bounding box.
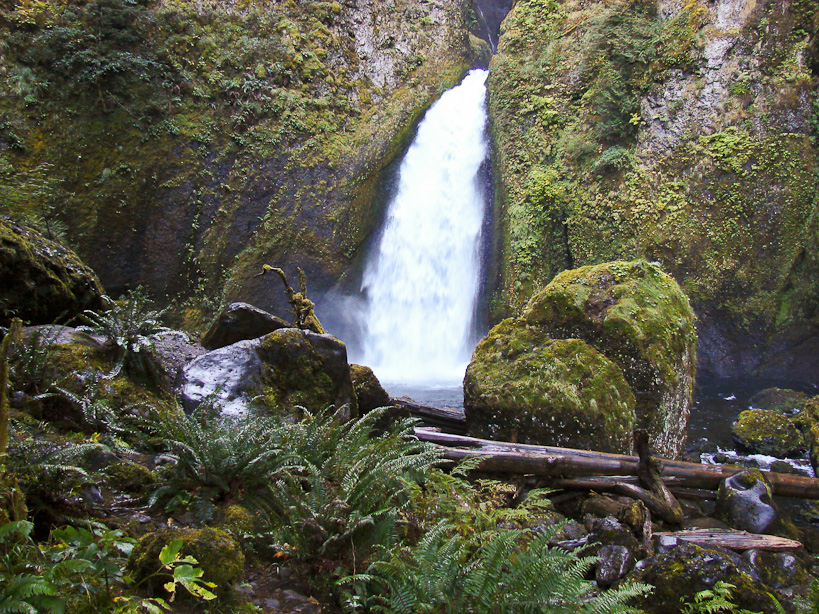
[350,364,390,414]
[256,328,357,419]
[627,542,778,614]
[732,409,805,457]
[801,397,819,476]
[0,218,104,326]
[464,318,635,453]
[128,527,243,593]
[524,261,696,457]
[180,328,356,418]
[487,0,819,383]
[466,260,695,457]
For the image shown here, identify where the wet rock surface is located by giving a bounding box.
[716,469,780,534]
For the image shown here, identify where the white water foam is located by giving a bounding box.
[361,69,489,386]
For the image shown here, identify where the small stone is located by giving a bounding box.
[595,545,634,586]
[264,598,281,609]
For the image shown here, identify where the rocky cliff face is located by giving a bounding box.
[487,0,819,381]
[0,0,487,326]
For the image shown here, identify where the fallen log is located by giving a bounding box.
[654,529,803,551]
[416,429,819,499]
[395,399,467,434]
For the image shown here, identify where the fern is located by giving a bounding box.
[266,406,441,564]
[77,288,168,385]
[345,521,651,614]
[147,398,288,521]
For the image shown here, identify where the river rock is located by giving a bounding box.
[628,542,772,614]
[201,302,288,350]
[716,469,780,534]
[465,260,696,457]
[0,218,104,326]
[732,409,805,457]
[595,545,634,587]
[179,328,356,418]
[149,330,207,389]
[464,319,635,453]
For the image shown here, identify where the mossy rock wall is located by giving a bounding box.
[487,0,819,381]
[0,0,485,328]
[465,260,696,457]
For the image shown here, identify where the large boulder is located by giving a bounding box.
[464,319,635,453]
[748,388,810,414]
[350,364,390,414]
[179,328,356,418]
[0,218,104,326]
[201,302,288,350]
[465,260,696,457]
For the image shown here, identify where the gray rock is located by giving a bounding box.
[178,328,356,418]
[201,302,288,350]
[179,338,265,415]
[595,545,634,586]
[716,469,780,534]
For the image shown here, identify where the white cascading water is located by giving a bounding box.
[361,69,489,385]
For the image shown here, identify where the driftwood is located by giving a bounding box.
[256,265,326,334]
[394,399,467,434]
[654,529,803,551]
[416,429,819,499]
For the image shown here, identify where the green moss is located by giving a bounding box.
[0,0,476,320]
[255,328,353,416]
[104,461,155,494]
[732,409,805,457]
[464,318,636,453]
[220,504,256,535]
[487,0,819,373]
[748,388,810,413]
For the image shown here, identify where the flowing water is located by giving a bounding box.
[360,69,489,387]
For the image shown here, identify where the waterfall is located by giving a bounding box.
[361,69,489,386]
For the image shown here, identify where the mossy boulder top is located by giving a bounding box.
[464,319,635,453]
[0,218,104,326]
[732,409,805,458]
[465,260,696,457]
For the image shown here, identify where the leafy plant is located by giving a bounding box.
[78,288,168,385]
[344,520,650,614]
[0,519,216,614]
